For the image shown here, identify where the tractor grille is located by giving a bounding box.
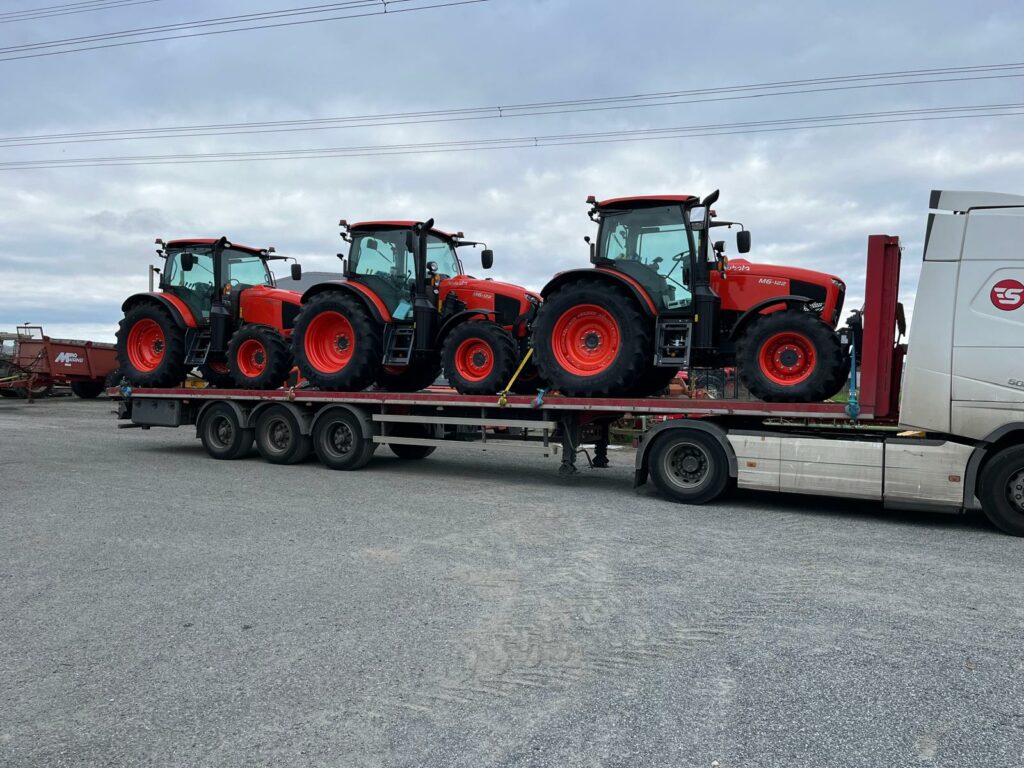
[494,295,520,326]
[281,302,300,330]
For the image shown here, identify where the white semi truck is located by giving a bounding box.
[116,190,1024,535]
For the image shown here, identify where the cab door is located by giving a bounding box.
[162,248,217,324]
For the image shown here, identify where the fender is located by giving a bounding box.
[249,401,314,435]
[122,292,198,329]
[436,308,497,343]
[633,419,738,488]
[194,398,250,437]
[963,422,1024,510]
[540,268,657,316]
[310,404,376,440]
[729,294,813,339]
[301,280,392,323]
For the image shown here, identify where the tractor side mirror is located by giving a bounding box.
[737,230,751,254]
[181,252,195,271]
[481,249,494,270]
[291,263,302,281]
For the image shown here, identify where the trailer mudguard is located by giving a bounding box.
[121,292,198,329]
[963,423,1024,510]
[540,269,657,316]
[250,401,314,435]
[195,399,249,435]
[633,419,738,487]
[310,404,375,440]
[301,281,392,323]
[729,294,814,339]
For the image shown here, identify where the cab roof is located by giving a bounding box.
[165,238,265,255]
[596,195,696,209]
[351,221,459,241]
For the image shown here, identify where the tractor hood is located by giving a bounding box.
[443,276,542,303]
[723,258,843,288]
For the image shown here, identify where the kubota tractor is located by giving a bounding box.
[531,191,848,401]
[292,220,541,394]
[117,237,304,389]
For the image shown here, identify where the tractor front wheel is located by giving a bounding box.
[532,280,652,396]
[441,321,517,395]
[116,303,188,387]
[293,292,382,391]
[375,357,441,392]
[736,310,844,402]
[228,325,292,390]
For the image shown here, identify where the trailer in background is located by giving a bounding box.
[0,325,119,399]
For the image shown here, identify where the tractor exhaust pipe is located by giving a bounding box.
[408,220,438,353]
[691,190,721,352]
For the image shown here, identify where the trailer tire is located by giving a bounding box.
[293,292,382,391]
[648,429,730,505]
[255,405,311,465]
[390,444,437,460]
[979,445,1024,536]
[313,408,377,470]
[70,380,105,399]
[228,325,292,390]
[533,280,652,396]
[736,310,844,402]
[116,303,189,388]
[199,403,254,460]
[442,321,518,395]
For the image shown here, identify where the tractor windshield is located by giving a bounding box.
[599,205,694,309]
[427,236,461,278]
[223,250,273,287]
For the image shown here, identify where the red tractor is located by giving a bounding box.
[531,191,848,401]
[117,237,304,389]
[292,220,541,394]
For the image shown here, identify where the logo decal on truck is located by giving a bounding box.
[991,279,1024,311]
[54,351,85,365]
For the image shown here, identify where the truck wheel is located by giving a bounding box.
[532,280,651,396]
[70,380,105,399]
[255,405,311,465]
[293,293,382,391]
[198,361,234,388]
[199,403,254,460]
[228,325,292,390]
[736,310,844,402]
[648,429,730,504]
[442,321,517,395]
[979,445,1024,536]
[313,408,377,470]
[375,358,441,392]
[116,303,188,388]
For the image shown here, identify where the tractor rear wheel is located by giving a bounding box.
[70,380,105,399]
[293,292,382,391]
[532,280,651,396]
[228,325,292,390]
[375,357,441,392]
[116,303,188,387]
[441,321,517,395]
[736,310,844,402]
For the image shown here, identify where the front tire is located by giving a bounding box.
[375,357,441,392]
[116,303,188,387]
[293,292,382,391]
[980,445,1024,536]
[228,325,292,390]
[532,280,652,396]
[736,310,844,403]
[441,321,517,395]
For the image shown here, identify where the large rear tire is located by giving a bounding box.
[532,280,652,396]
[228,325,292,390]
[441,321,517,395]
[293,292,382,391]
[736,310,844,402]
[116,303,188,388]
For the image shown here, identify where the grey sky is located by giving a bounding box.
[1,0,1022,340]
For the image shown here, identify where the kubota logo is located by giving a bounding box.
[54,351,84,364]
[991,279,1024,311]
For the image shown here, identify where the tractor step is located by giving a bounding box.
[654,318,692,367]
[383,325,416,366]
[184,331,212,366]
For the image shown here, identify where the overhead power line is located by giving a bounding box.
[2,102,1020,171]
[0,0,491,62]
[0,0,161,25]
[1,61,1023,148]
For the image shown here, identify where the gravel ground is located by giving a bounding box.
[1,398,1022,767]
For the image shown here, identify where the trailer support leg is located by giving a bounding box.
[558,414,580,476]
[592,421,610,468]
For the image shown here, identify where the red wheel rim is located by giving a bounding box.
[758,331,817,385]
[208,360,230,374]
[551,304,621,377]
[126,318,165,372]
[454,338,494,382]
[304,311,355,374]
[236,339,267,378]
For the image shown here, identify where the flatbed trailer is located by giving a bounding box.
[114,192,1024,536]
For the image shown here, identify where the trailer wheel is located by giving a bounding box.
[312,408,377,470]
[386,423,437,459]
[532,280,651,396]
[736,310,844,402]
[293,292,382,391]
[255,406,311,465]
[116,303,188,388]
[228,325,292,390]
[199,403,254,460]
[648,430,730,504]
[442,321,517,395]
[70,380,105,399]
[979,445,1024,536]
